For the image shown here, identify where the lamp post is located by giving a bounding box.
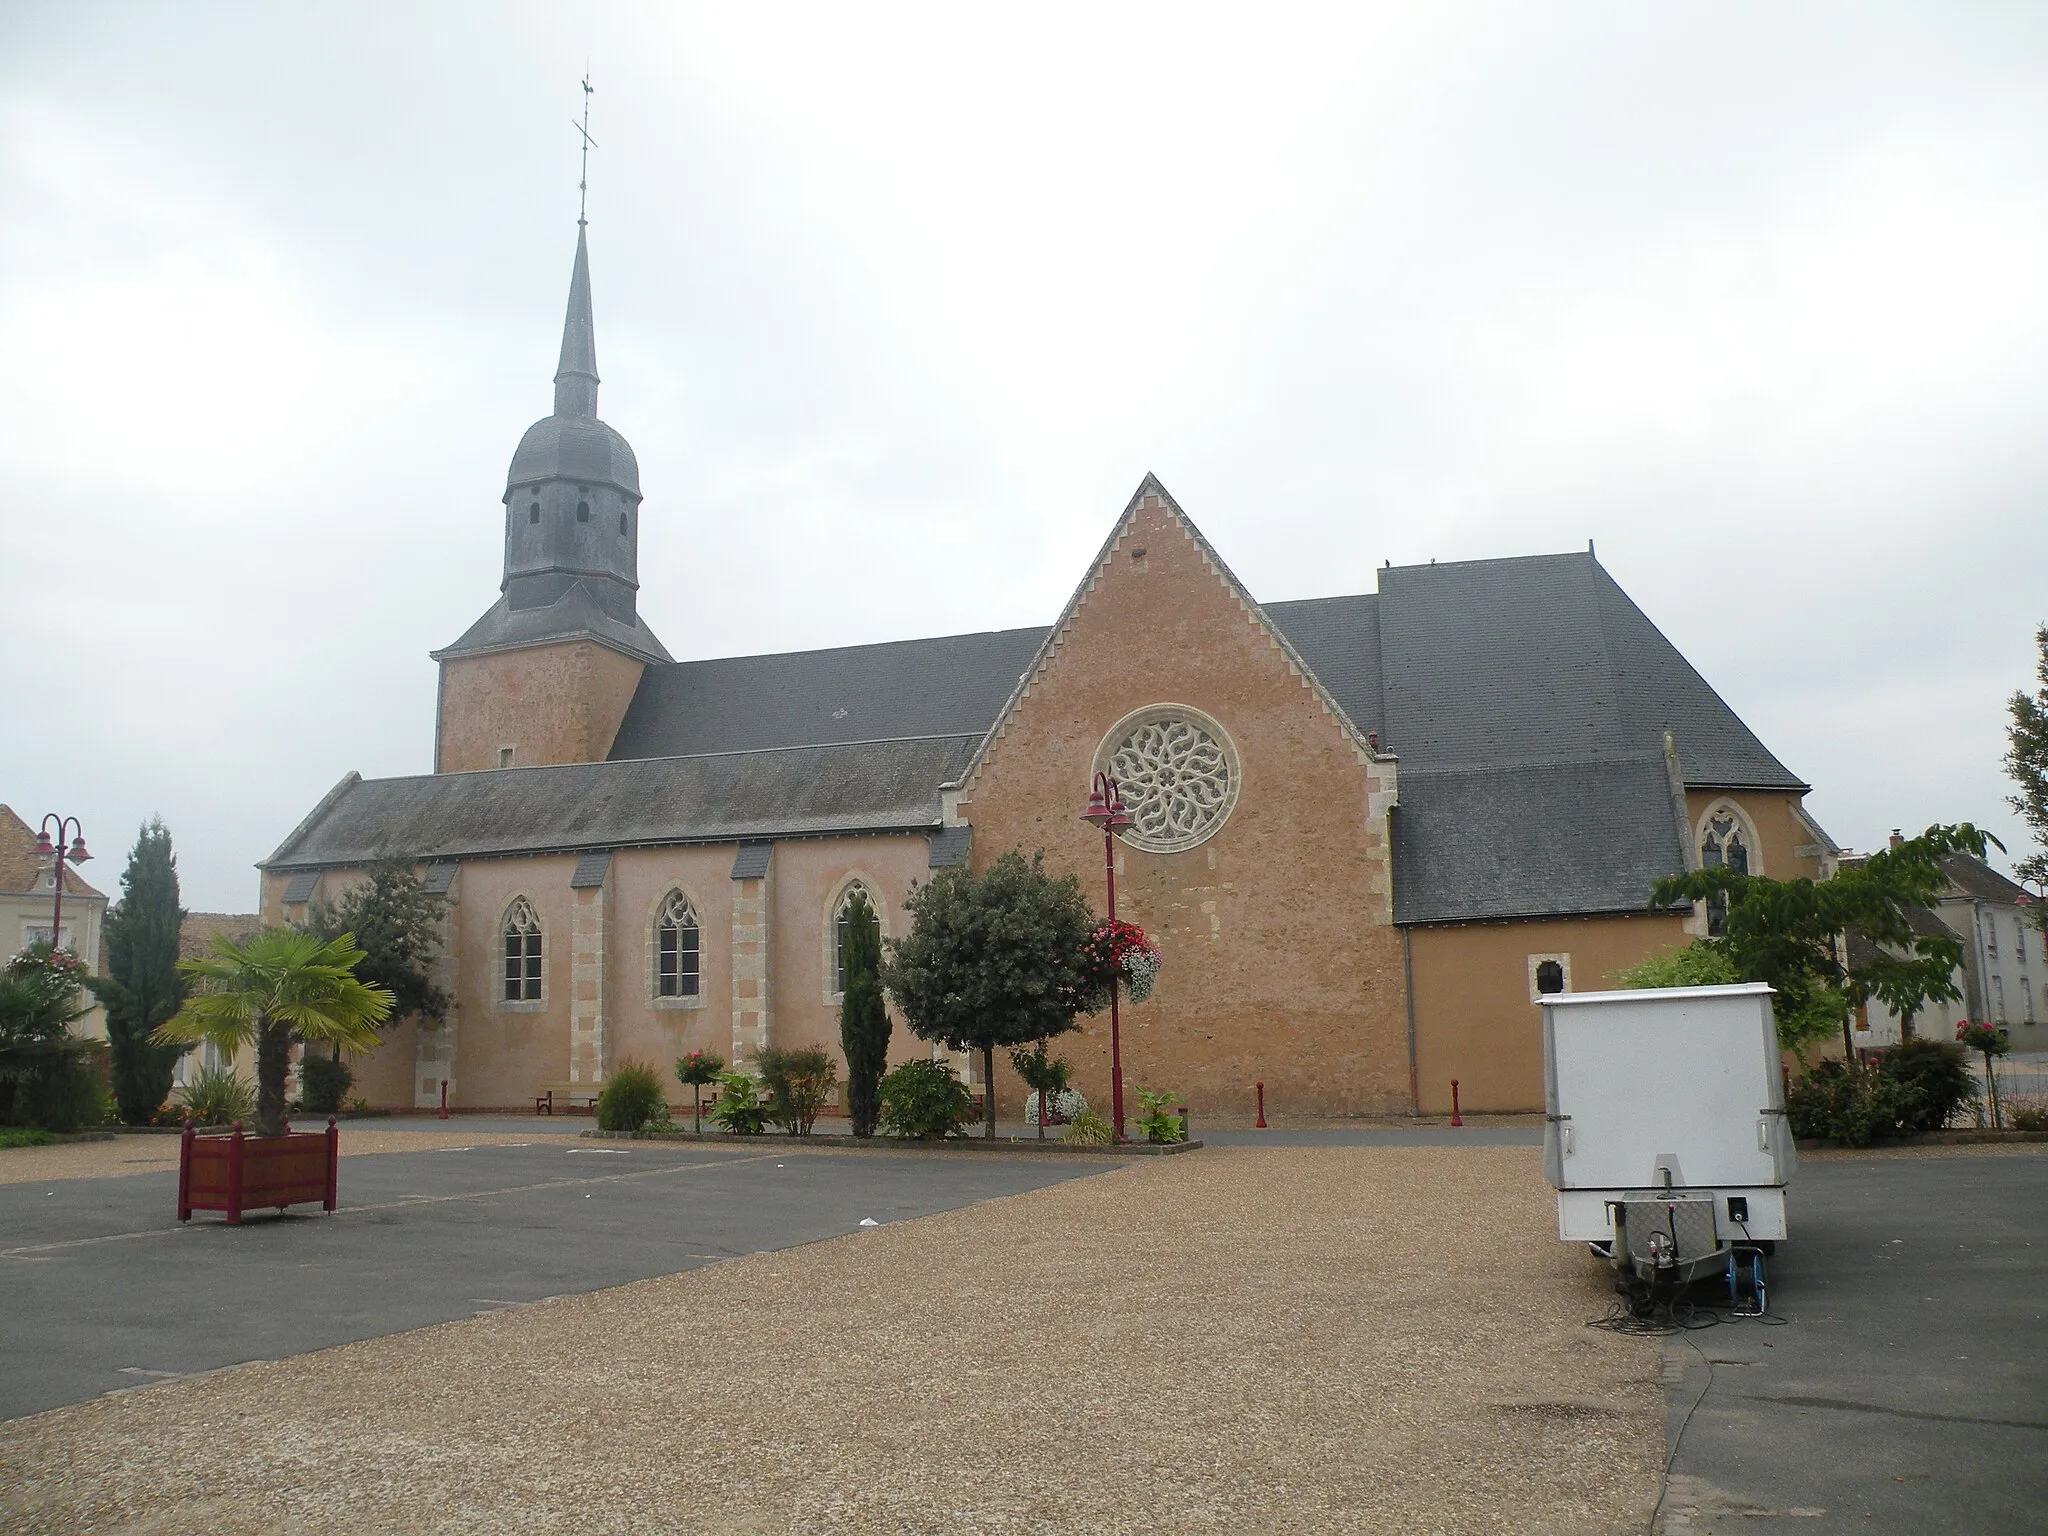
[1080,772,1133,1142]
[31,815,91,955]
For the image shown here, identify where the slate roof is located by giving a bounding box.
[568,851,614,889]
[609,627,1047,759]
[265,736,980,869]
[273,538,1807,927]
[1367,552,1802,924]
[1939,853,2032,906]
[434,583,672,665]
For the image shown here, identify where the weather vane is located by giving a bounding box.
[574,70,597,225]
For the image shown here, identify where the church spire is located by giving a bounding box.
[554,73,600,418]
[552,224,600,418]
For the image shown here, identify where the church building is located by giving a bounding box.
[260,217,1839,1118]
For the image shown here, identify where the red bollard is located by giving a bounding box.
[439,1079,449,1120]
[1450,1079,1463,1128]
[1255,1080,1268,1129]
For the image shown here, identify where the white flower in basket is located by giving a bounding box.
[1121,944,1160,1003]
[1024,1088,1088,1126]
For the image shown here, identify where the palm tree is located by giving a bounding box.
[154,928,393,1137]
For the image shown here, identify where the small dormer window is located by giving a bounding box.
[576,500,590,522]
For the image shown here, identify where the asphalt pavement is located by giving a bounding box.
[1658,1153,2048,1532]
[0,1140,1112,1421]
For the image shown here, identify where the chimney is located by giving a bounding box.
[1889,829,1904,850]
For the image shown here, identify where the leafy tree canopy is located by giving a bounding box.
[2006,623,2048,905]
[1649,823,1999,1055]
[303,859,449,1026]
[1612,943,1739,990]
[880,849,1101,1137]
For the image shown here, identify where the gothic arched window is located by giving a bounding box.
[502,898,543,1002]
[832,884,875,997]
[1699,811,1751,938]
[656,890,701,999]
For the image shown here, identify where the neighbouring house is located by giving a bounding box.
[1853,845,2045,1048]
[0,804,108,1039]
[255,211,1841,1117]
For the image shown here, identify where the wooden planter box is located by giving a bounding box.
[178,1118,339,1224]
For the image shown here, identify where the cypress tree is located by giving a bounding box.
[92,819,190,1124]
[837,892,889,1137]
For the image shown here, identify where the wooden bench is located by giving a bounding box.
[534,1084,602,1115]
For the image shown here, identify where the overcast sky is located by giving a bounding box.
[2,3,2044,914]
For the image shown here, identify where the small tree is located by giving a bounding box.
[89,819,191,1124]
[837,892,889,1137]
[2007,623,2048,909]
[881,850,1100,1140]
[1650,823,1999,1059]
[675,1050,725,1134]
[1009,1039,1073,1140]
[155,928,393,1137]
[302,859,450,1059]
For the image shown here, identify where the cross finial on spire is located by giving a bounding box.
[574,70,596,226]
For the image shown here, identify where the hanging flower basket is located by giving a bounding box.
[1082,920,1162,1004]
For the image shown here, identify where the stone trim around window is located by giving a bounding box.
[496,894,546,1011]
[647,885,707,1011]
[822,875,887,1007]
[1527,952,1572,1005]
[1093,702,1242,855]
[1694,797,1764,878]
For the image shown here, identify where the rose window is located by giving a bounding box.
[1097,706,1240,853]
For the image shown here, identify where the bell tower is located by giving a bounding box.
[431,211,670,774]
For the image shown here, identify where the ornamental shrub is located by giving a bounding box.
[877,1059,974,1140]
[1786,1062,1920,1147]
[177,1063,255,1127]
[0,944,103,1132]
[707,1071,770,1135]
[596,1060,669,1134]
[1877,1038,1979,1132]
[758,1046,839,1136]
[1063,1109,1114,1145]
[1134,1086,1186,1144]
[299,1052,354,1115]
[2006,1096,2048,1132]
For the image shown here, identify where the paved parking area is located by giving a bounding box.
[1659,1151,2048,1532]
[0,1140,1111,1421]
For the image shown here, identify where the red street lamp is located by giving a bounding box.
[32,815,91,955]
[1081,771,1133,1141]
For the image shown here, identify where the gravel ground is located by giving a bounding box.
[0,1146,1661,1536]
[0,1130,548,1185]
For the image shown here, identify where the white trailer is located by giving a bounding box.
[1542,982,1794,1288]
